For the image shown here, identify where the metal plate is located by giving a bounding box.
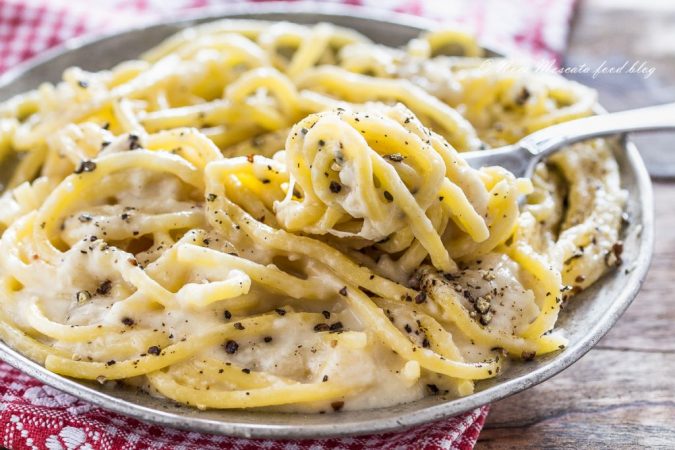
[0,3,654,439]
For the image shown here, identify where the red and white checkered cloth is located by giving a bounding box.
[0,1,577,449]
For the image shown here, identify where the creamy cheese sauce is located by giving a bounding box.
[0,21,625,412]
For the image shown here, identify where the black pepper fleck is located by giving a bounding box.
[314,323,330,332]
[75,160,97,174]
[385,153,404,162]
[224,340,239,354]
[414,292,427,304]
[96,280,112,296]
[522,351,536,361]
[329,181,342,193]
[128,134,141,150]
[515,87,531,105]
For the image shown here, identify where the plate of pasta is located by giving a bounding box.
[0,3,653,438]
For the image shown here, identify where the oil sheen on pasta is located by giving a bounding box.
[0,21,625,412]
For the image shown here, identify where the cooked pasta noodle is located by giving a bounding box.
[0,20,625,412]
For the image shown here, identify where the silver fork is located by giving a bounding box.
[461,102,675,177]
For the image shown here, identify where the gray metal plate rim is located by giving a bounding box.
[0,3,654,440]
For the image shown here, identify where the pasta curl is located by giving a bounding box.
[0,20,624,412]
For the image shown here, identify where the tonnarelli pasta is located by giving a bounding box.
[0,20,626,412]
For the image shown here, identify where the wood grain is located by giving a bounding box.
[563,0,675,179]
[478,182,675,449]
[477,1,675,447]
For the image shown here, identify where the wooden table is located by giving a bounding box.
[477,1,675,448]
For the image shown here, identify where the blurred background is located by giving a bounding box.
[478,1,675,448]
[564,0,675,178]
[3,0,673,174]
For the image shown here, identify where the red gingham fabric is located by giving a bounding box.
[0,361,489,450]
[0,1,577,449]
[0,0,578,74]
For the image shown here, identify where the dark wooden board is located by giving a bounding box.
[479,181,675,448]
[478,2,675,447]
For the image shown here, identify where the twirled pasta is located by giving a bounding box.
[0,20,625,412]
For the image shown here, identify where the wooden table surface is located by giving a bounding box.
[477,1,675,448]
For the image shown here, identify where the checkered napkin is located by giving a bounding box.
[0,0,577,449]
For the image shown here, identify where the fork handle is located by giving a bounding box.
[519,102,675,159]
